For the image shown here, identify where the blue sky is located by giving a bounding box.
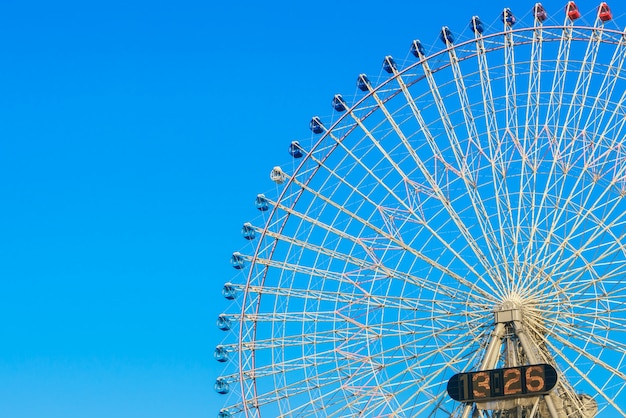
[0,1,619,417]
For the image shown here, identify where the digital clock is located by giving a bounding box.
[447,364,558,403]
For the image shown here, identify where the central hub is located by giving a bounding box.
[494,298,523,324]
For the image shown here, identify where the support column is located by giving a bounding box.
[513,320,563,418]
[460,322,506,418]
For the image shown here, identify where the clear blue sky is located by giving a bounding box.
[0,1,618,417]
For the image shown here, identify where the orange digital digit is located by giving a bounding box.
[525,365,545,392]
[472,371,490,398]
[503,368,522,395]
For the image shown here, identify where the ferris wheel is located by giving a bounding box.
[215,2,626,417]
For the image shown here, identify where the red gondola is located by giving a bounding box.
[598,2,612,22]
[566,1,581,20]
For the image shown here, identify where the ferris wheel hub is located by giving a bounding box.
[493,294,534,324]
[494,305,522,324]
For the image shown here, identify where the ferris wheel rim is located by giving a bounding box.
[220,7,626,418]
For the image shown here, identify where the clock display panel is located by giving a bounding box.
[447,364,558,402]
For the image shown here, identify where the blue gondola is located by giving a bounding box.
[230,252,244,269]
[255,194,269,211]
[310,116,323,134]
[357,74,370,91]
[332,94,347,112]
[241,222,255,240]
[218,410,232,418]
[289,141,303,158]
[410,40,425,58]
[216,314,231,331]
[470,16,484,34]
[382,56,397,74]
[502,8,516,26]
[440,26,454,44]
[214,345,229,362]
[214,378,230,394]
[222,282,237,300]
